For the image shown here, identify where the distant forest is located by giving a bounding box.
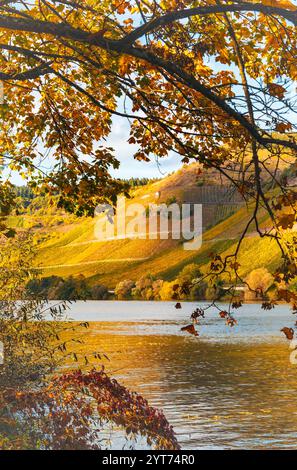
[15,176,161,207]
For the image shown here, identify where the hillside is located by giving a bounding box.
[5,163,285,289]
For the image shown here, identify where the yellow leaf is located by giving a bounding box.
[261,0,296,10]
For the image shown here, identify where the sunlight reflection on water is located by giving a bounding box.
[65,301,297,450]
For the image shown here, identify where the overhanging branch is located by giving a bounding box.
[0,4,296,153]
[119,2,297,45]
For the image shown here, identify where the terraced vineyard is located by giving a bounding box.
[10,164,278,288]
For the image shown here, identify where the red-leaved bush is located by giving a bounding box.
[1,368,180,450]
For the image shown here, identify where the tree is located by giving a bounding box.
[189,281,208,301]
[0,234,179,450]
[245,267,274,299]
[178,263,202,284]
[159,280,178,300]
[0,232,88,386]
[115,279,135,299]
[0,1,296,306]
[91,283,108,300]
[130,274,164,299]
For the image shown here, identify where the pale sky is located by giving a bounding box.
[108,116,182,180]
[5,110,182,187]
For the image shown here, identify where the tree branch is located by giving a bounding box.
[0,4,296,154]
[119,2,297,45]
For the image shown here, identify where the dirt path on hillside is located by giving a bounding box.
[41,257,150,269]
[66,230,260,247]
[40,231,266,270]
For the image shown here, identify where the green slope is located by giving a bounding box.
[24,164,281,288]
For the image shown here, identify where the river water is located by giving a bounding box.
[64,301,297,450]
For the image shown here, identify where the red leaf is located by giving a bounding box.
[181,324,199,336]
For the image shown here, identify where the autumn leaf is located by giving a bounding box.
[181,324,199,336]
[232,301,242,309]
[261,0,297,11]
[278,289,297,303]
[219,311,228,318]
[226,317,237,327]
[267,83,286,99]
[281,327,295,340]
[134,152,151,162]
[275,122,292,133]
[191,308,205,321]
[277,213,295,229]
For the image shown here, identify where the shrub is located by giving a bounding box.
[178,263,202,283]
[0,234,178,450]
[159,281,178,300]
[245,268,274,299]
[91,284,108,300]
[204,279,225,300]
[114,279,135,299]
[189,281,208,300]
[131,275,163,300]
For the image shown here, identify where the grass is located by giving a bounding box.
[28,163,283,288]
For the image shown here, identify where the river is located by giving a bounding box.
[62,301,297,450]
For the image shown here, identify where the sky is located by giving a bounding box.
[5,3,297,186]
[5,108,182,187]
[108,116,182,180]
